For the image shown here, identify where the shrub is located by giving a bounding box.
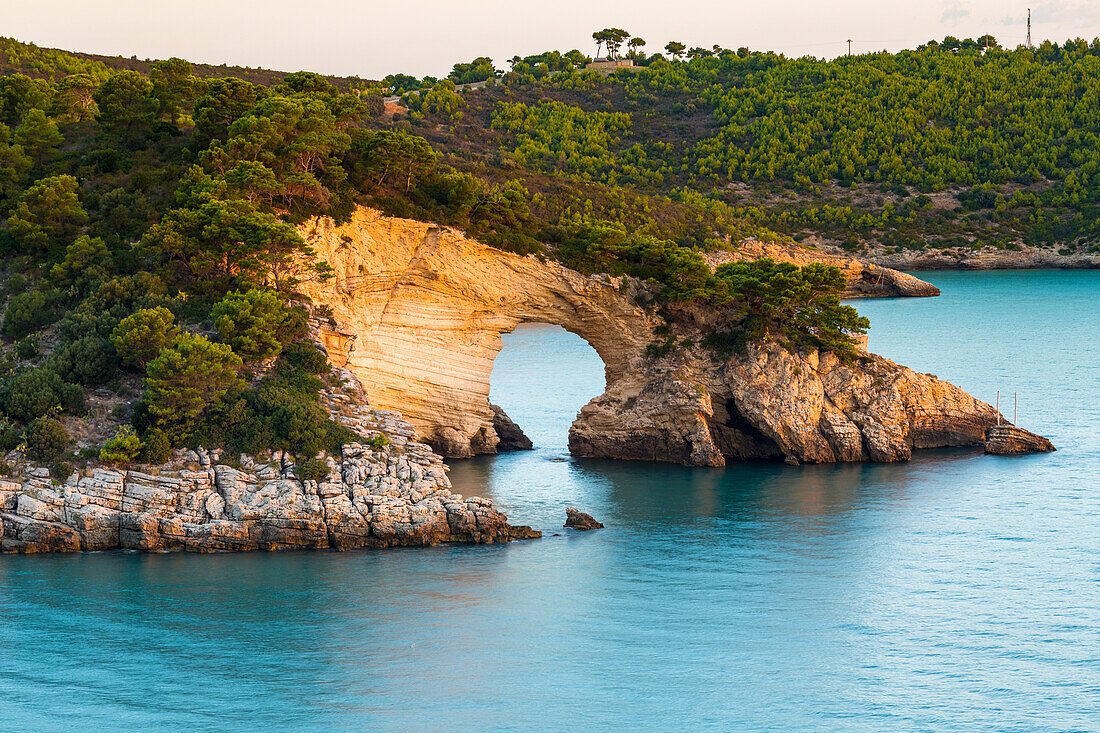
[270,402,331,458]
[24,417,69,462]
[367,433,389,451]
[5,175,87,254]
[213,289,304,362]
[49,461,74,481]
[281,341,330,375]
[0,417,20,451]
[3,287,61,339]
[50,335,118,386]
[4,368,84,422]
[98,425,143,464]
[14,336,39,359]
[110,306,179,369]
[49,236,113,293]
[140,429,171,464]
[297,458,330,482]
[144,333,244,439]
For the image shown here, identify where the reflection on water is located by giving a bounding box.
[2,273,1099,730]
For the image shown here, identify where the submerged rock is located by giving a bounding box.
[564,507,604,531]
[984,425,1056,455]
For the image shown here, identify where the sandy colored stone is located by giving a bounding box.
[703,240,940,298]
[1,370,539,554]
[984,425,1056,455]
[293,208,1023,466]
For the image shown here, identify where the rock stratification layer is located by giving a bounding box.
[296,208,1027,466]
[297,209,655,458]
[984,425,1056,455]
[0,445,530,553]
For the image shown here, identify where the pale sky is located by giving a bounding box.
[2,0,1098,79]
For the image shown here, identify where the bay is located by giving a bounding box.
[1,270,1097,731]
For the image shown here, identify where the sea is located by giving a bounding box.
[0,270,1097,731]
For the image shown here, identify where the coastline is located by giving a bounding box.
[839,245,1100,271]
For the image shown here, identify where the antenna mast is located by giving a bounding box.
[1026,8,1032,49]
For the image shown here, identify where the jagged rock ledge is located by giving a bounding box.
[984,425,1056,455]
[704,240,941,298]
[490,404,533,451]
[0,365,539,554]
[0,443,538,554]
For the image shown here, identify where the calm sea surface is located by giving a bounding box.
[1,270,1097,731]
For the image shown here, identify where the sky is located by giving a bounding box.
[2,0,1098,79]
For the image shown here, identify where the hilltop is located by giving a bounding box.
[393,35,1100,258]
[0,36,375,89]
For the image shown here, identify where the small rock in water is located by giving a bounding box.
[784,455,800,466]
[564,507,604,531]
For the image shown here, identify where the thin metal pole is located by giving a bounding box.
[996,391,1001,425]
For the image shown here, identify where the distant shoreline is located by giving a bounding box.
[835,246,1100,272]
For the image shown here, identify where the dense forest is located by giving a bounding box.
[0,30,1092,470]
[394,33,1100,253]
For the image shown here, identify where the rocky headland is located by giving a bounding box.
[295,208,1046,466]
[2,209,1058,553]
[704,240,941,298]
[1,367,539,553]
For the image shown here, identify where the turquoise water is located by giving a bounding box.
[1,271,1098,731]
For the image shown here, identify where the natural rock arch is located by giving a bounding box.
[296,208,1010,466]
[487,321,608,452]
[296,208,656,458]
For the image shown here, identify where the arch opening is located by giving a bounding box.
[487,323,607,454]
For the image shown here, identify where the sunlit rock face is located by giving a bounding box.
[296,208,1015,466]
[296,208,654,458]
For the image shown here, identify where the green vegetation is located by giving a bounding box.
[0,45,390,465]
[704,260,869,362]
[0,29,1091,467]
[212,289,304,362]
[402,33,1100,252]
[98,425,143,464]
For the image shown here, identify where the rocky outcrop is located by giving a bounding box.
[564,507,604,530]
[491,404,533,451]
[570,343,1006,466]
[1,367,539,554]
[984,425,1056,455]
[0,444,538,554]
[704,240,941,298]
[295,208,655,459]
[293,208,1031,466]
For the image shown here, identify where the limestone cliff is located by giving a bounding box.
[294,208,1028,466]
[296,209,656,458]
